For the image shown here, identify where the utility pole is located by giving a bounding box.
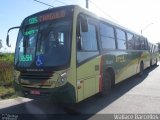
[86,0,89,8]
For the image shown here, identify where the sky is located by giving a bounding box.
[0,0,160,52]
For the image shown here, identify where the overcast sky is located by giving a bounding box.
[0,0,160,52]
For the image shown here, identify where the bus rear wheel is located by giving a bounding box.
[139,62,144,77]
[100,71,112,96]
[155,58,158,65]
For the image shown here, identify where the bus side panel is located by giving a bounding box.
[102,51,137,83]
[102,50,146,84]
[77,56,100,102]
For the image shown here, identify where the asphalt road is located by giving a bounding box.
[0,63,160,120]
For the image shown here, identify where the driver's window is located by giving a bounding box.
[48,31,65,47]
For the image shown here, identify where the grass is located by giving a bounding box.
[0,53,16,99]
[0,53,14,86]
[0,86,16,99]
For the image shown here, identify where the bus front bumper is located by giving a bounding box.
[13,81,76,103]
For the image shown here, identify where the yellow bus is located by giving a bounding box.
[7,5,151,104]
[148,42,159,66]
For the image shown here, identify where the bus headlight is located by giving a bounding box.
[56,72,67,87]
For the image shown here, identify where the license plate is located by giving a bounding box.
[30,90,40,95]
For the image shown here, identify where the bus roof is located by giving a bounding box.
[23,5,144,38]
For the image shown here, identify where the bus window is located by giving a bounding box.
[100,23,115,49]
[134,35,141,50]
[139,37,145,50]
[144,39,148,50]
[127,32,134,50]
[80,23,98,51]
[116,29,127,50]
[77,17,99,63]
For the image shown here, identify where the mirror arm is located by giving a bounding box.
[7,26,20,34]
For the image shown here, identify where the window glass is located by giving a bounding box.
[151,44,153,52]
[100,23,114,38]
[116,29,126,49]
[144,39,148,50]
[77,18,99,63]
[81,24,98,51]
[127,32,134,50]
[155,45,158,52]
[100,23,115,49]
[116,29,126,40]
[139,37,145,50]
[118,40,126,49]
[148,43,152,53]
[134,35,140,50]
[101,37,115,49]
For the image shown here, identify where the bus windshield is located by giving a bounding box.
[14,20,71,70]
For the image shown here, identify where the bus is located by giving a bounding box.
[6,5,152,104]
[148,42,159,66]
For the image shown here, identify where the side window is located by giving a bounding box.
[156,45,158,52]
[77,15,99,64]
[139,37,145,50]
[144,39,148,50]
[80,24,98,51]
[151,45,153,53]
[127,32,134,50]
[148,43,152,53]
[153,45,156,53]
[116,29,127,49]
[134,35,140,50]
[100,23,115,49]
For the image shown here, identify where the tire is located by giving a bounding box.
[100,71,112,96]
[150,60,152,67]
[139,62,144,77]
[155,58,158,65]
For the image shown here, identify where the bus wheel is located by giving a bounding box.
[150,60,152,67]
[139,62,144,77]
[100,71,112,96]
[155,58,158,65]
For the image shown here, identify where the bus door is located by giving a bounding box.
[76,15,100,102]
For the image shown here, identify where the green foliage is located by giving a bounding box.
[0,53,14,86]
[0,53,14,64]
[0,86,15,97]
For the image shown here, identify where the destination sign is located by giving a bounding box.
[39,10,65,22]
[28,10,66,25]
[24,29,38,36]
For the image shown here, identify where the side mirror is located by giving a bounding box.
[6,26,20,47]
[81,16,88,32]
[6,34,11,47]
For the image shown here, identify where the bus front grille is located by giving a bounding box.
[20,72,53,80]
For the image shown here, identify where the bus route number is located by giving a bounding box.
[20,55,32,62]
